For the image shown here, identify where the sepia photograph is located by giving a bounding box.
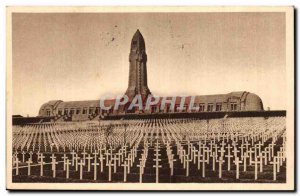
[6,6,295,190]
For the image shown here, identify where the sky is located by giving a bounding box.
[12,12,286,116]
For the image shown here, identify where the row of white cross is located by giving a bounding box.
[12,117,285,153]
[12,116,286,182]
[12,137,286,182]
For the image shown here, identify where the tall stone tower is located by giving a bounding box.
[125,29,151,100]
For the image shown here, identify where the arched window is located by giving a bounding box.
[230,102,237,111]
[46,109,51,116]
[207,104,213,112]
[216,103,222,111]
[199,104,205,112]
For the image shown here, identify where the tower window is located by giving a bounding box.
[46,109,51,116]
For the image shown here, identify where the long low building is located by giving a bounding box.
[38,91,264,121]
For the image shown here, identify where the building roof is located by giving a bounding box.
[56,100,100,108]
[131,29,145,51]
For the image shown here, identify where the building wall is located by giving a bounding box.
[38,91,264,121]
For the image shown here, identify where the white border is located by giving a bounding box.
[4,5,295,192]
